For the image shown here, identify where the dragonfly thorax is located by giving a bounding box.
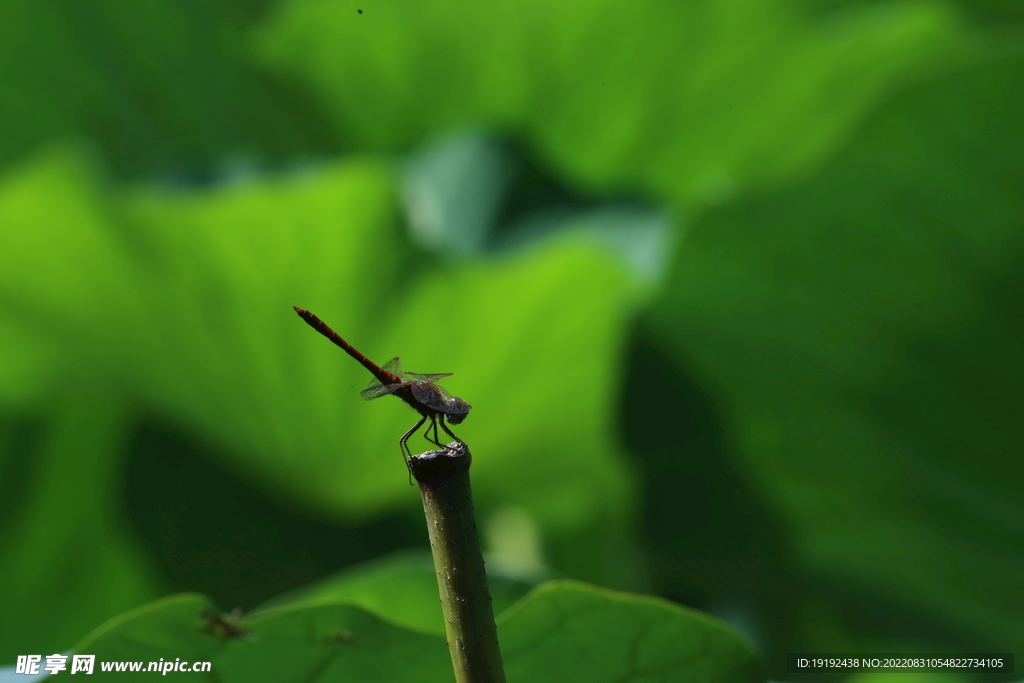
[407,380,471,423]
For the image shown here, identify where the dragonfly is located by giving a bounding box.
[293,307,471,460]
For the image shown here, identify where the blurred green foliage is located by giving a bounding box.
[0,0,334,179]
[646,49,1024,653]
[252,550,535,635]
[258,0,961,204]
[1,0,1022,678]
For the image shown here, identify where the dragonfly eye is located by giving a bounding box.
[446,400,471,424]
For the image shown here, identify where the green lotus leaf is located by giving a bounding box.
[69,581,763,682]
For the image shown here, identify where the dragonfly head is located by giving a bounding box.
[445,397,471,424]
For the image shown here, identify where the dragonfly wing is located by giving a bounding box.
[381,357,404,379]
[411,382,452,411]
[360,382,404,401]
[405,372,453,382]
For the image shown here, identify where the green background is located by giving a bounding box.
[0,0,1021,679]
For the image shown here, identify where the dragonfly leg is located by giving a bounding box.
[400,415,428,462]
[438,416,462,446]
[423,414,445,450]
